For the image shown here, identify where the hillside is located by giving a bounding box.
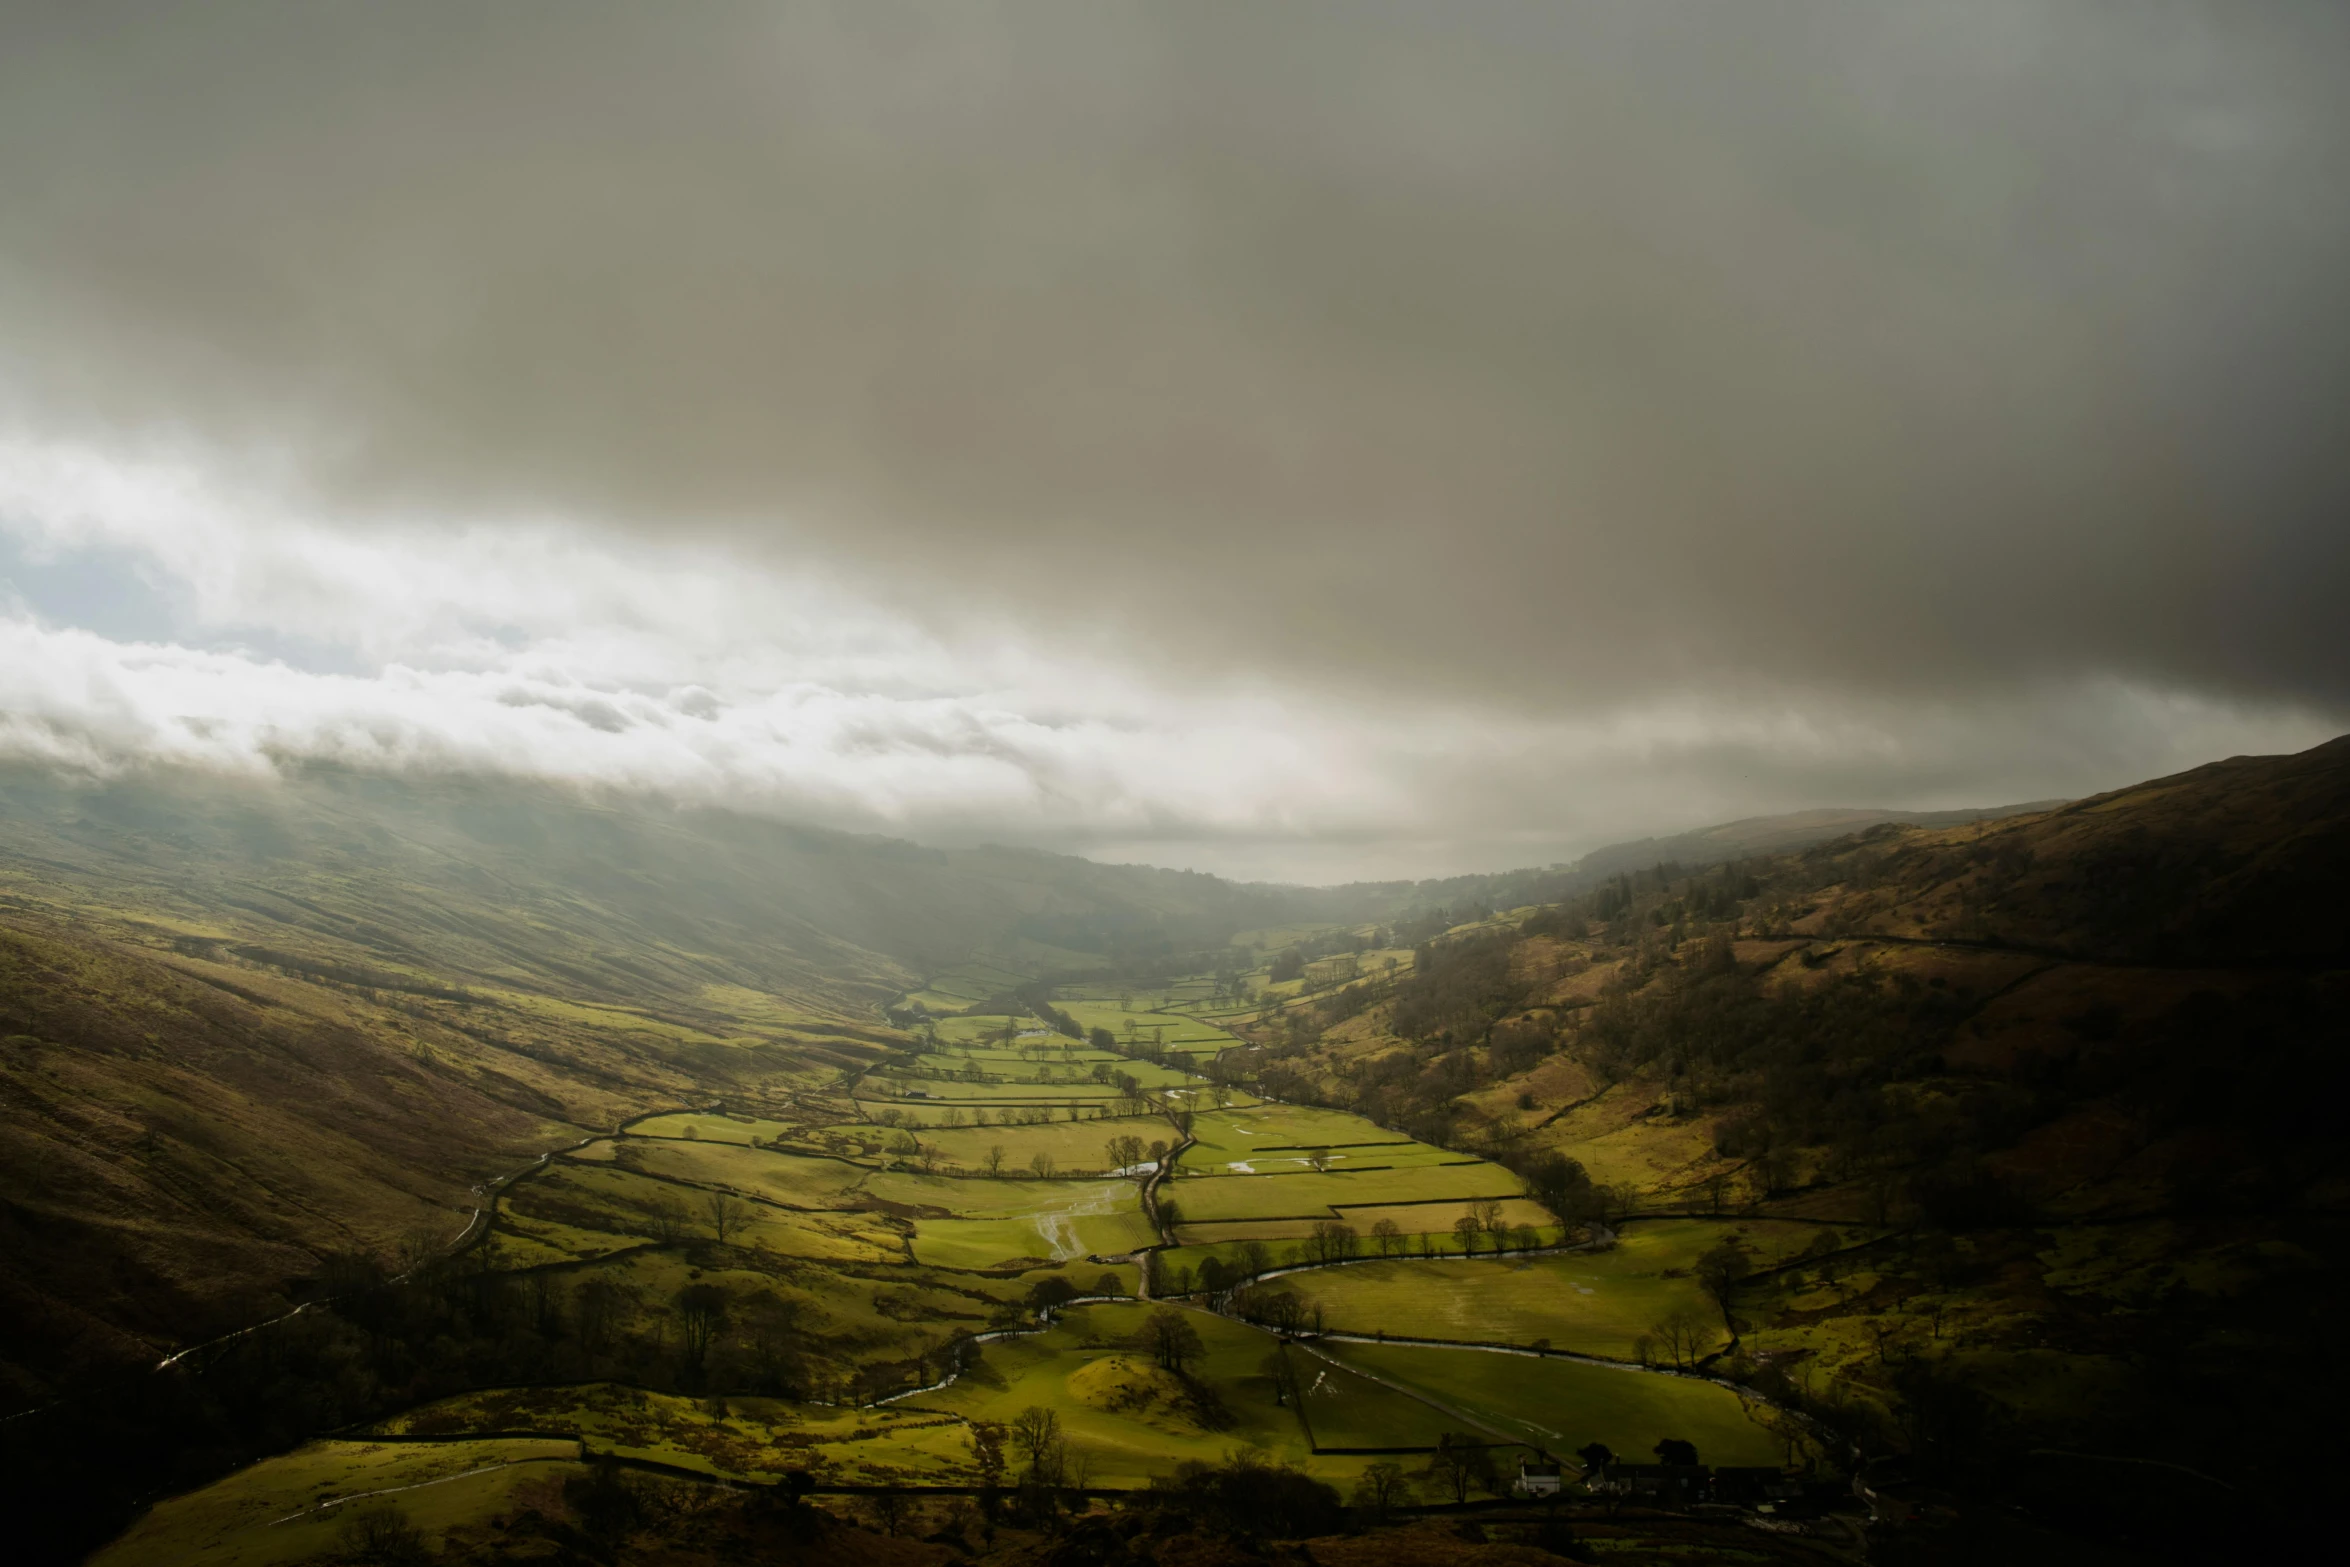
[1570,799,2069,880]
[0,762,1388,1401]
[1236,735,2350,1537]
[3,742,2341,1565]
[1337,797,2065,925]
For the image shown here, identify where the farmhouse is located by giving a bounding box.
[1516,1457,1564,1496]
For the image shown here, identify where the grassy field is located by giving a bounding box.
[1286,1350,1467,1452]
[863,1168,1142,1220]
[628,1111,799,1145]
[895,1053,1202,1091]
[1325,1198,1554,1236]
[77,918,1838,1560]
[503,1162,903,1264]
[1166,1163,1526,1225]
[1158,1209,1565,1272]
[1182,1142,1478,1177]
[911,1301,1344,1484]
[379,1382,981,1483]
[89,1437,586,1567]
[907,960,1031,1005]
[1324,1342,1791,1466]
[1294,1223,1811,1358]
[1180,1105,1417,1161]
[1054,1001,1240,1058]
[500,1148,906,1264]
[858,1078,1127,1104]
[889,1113,1176,1172]
[909,1206,1158,1268]
[597,1139,874,1208]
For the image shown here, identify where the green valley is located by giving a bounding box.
[4,739,2346,1565]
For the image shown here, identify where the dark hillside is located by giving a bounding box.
[1233,734,2350,1541]
[1786,734,2350,966]
[0,762,1390,1399]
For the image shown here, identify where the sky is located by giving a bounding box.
[1,2,2345,884]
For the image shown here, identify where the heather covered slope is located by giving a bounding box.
[1230,734,2350,1523]
[0,762,1389,1400]
[0,920,668,1401]
[1786,733,2350,965]
[0,763,1372,1003]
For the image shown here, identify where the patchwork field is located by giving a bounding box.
[860,1077,1127,1103]
[1054,1002,1241,1061]
[1165,1163,1526,1225]
[893,1113,1176,1172]
[498,1156,905,1265]
[900,1187,1158,1267]
[95,957,1827,1567]
[1283,1349,1462,1451]
[1164,1200,1560,1262]
[379,1383,980,1484]
[628,1110,797,1145]
[1180,1104,1408,1160]
[89,1437,586,1567]
[1298,1221,1822,1358]
[1323,1342,1791,1466]
[909,1301,1365,1484]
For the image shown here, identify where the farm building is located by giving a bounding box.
[1516,1457,1564,1496]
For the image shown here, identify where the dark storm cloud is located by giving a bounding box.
[2,0,2346,714]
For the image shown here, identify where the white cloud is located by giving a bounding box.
[0,439,2338,884]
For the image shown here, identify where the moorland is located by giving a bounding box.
[3,739,2345,1565]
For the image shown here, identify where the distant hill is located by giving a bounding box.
[0,761,1385,1397]
[1258,733,2350,1518]
[1569,799,2069,880]
[1356,798,2067,919]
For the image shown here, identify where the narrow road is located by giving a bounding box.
[154,1102,717,1372]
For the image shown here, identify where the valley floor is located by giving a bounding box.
[88,973,1814,1566]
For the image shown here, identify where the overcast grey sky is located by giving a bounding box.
[1,2,2344,881]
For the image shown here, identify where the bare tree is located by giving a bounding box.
[1141,1306,1205,1373]
[1695,1236,1752,1323]
[574,1277,628,1363]
[1426,1432,1498,1504]
[1452,1212,1482,1256]
[1372,1218,1404,1257]
[1352,1461,1413,1519]
[1260,1291,1309,1337]
[869,1491,912,1537]
[674,1282,729,1374]
[1030,1150,1056,1179]
[1650,1305,1715,1369]
[704,1191,751,1246]
[1306,1220,1349,1264]
[983,1144,1007,1177]
[1259,1345,1302,1406]
[647,1196,689,1245]
[1010,1406,1061,1477]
